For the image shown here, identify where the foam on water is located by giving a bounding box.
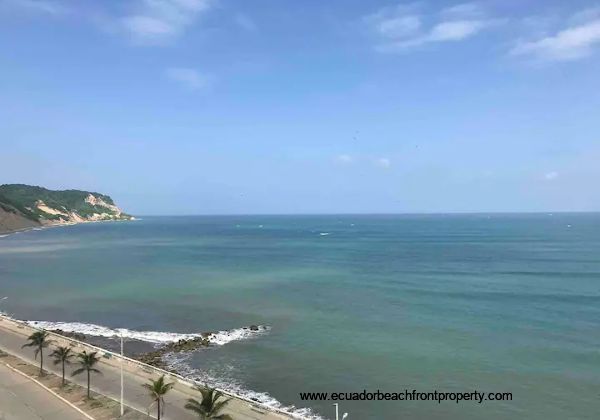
[162,352,326,420]
[25,319,270,346]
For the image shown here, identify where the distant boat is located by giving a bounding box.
[319,232,330,236]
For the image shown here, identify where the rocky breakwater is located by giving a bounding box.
[50,329,88,341]
[136,325,263,371]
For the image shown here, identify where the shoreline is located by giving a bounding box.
[0,313,302,420]
[0,314,315,419]
[0,217,137,237]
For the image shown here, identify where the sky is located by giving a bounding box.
[1,0,600,215]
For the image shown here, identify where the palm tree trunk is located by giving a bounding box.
[62,361,65,386]
[39,347,43,376]
[157,398,161,420]
[87,369,90,398]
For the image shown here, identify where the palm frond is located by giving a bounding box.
[212,398,231,413]
[185,385,231,418]
[71,368,85,376]
[143,375,174,401]
[50,346,74,365]
[184,398,204,414]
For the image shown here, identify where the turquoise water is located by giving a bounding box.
[0,214,599,419]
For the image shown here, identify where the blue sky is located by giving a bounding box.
[1,0,599,214]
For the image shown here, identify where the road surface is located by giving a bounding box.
[0,363,88,420]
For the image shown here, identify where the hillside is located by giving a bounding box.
[0,184,133,234]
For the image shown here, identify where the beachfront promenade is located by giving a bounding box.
[0,316,294,420]
[0,363,88,420]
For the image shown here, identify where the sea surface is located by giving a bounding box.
[0,214,598,419]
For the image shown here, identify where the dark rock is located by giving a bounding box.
[51,329,87,341]
[132,335,211,369]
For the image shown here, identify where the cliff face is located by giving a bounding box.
[0,184,133,234]
[0,204,41,234]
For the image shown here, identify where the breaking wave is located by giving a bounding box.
[25,320,270,346]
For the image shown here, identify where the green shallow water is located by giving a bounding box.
[0,214,599,419]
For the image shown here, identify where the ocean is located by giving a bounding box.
[0,214,598,419]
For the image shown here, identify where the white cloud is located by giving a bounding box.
[440,3,483,19]
[544,171,559,181]
[121,0,214,44]
[1,0,67,15]
[335,154,354,164]
[511,18,600,62]
[1,1,216,45]
[364,4,421,40]
[375,157,391,168]
[429,19,488,42]
[166,67,211,90]
[379,15,421,38]
[367,2,497,52]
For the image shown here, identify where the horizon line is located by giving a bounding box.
[131,210,600,217]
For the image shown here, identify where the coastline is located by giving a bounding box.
[0,313,302,420]
[17,317,322,418]
[0,217,137,237]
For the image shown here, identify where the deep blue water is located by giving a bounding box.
[0,214,599,419]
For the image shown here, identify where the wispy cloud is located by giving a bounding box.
[366,2,499,53]
[121,0,214,44]
[166,67,211,90]
[3,1,217,45]
[440,2,483,20]
[511,12,600,62]
[1,0,67,16]
[335,154,354,164]
[365,4,421,40]
[375,157,391,169]
[544,171,559,181]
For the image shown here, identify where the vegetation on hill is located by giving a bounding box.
[0,184,132,222]
[0,184,132,235]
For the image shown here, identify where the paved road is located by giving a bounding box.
[0,363,88,420]
[0,324,288,420]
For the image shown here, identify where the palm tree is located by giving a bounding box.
[143,375,175,420]
[72,351,101,399]
[184,386,232,419]
[21,331,52,376]
[50,346,74,386]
